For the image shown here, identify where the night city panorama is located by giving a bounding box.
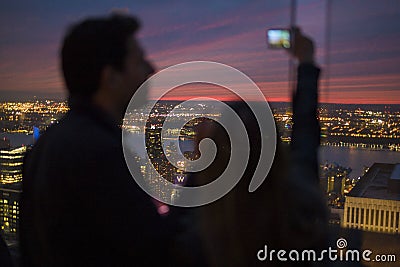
[1,1,399,266]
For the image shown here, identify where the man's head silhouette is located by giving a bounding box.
[61,14,154,120]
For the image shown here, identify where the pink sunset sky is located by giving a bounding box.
[0,0,399,103]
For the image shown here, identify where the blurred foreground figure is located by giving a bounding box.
[192,29,329,266]
[20,15,188,266]
[20,14,329,266]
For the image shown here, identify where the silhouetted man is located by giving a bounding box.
[20,15,184,266]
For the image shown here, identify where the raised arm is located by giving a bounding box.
[290,29,320,184]
[279,29,329,250]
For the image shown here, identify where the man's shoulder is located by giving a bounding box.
[31,112,120,160]
[23,111,126,190]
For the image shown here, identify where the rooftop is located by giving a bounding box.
[390,164,400,180]
[347,163,400,201]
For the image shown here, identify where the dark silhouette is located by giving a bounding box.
[191,30,330,266]
[20,13,331,266]
[20,15,192,266]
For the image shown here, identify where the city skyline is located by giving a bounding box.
[1,0,400,103]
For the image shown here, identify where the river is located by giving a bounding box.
[2,133,399,180]
[319,145,400,179]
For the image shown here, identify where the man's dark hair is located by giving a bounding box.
[61,14,140,97]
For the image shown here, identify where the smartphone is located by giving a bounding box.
[267,29,291,49]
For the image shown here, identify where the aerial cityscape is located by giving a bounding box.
[1,100,399,248]
[1,0,400,265]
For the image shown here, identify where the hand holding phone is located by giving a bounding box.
[290,28,315,64]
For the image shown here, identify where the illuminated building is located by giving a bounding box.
[0,185,21,243]
[0,142,26,244]
[342,163,400,234]
[320,162,351,202]
[0,146,27,184]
